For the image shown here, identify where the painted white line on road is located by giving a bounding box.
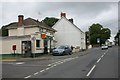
[86,65,96,77]
[104,53,106,55]
[47,64,52,66]
[47,60,63,66]
[46,68,50,70]
[97,58,101,63]
[40,69,45,72]
[34,72,39,75]
[101,55,104,58]
[49,66,54,68]
[16,62,25,65]
[75,56,79,59]
[24,75,31,79]
[59,61,64,64]
[53,64,57,67]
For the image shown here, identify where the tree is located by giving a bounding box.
[100,28,111,44]
[1,26,8,36]
[89,23,111,45]
[42,17,59,27]
[114,30,120,46]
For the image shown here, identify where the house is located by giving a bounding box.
[114,30,120,46]
[1,15,57,57]
[52,12,86,52]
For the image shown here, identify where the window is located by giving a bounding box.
[36,40,40,47]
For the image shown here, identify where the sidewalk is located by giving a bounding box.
[1,49,90,62]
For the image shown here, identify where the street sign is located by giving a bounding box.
[41,33,46,39]
[97,38,100,43]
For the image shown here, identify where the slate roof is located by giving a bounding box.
[5,18,56,32]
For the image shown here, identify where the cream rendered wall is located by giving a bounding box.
[53,17,82,48]
[2,39,21,54]
[9,29,18,36]
[9,27,39,36]
[17,27,24,36]
[81,33,86,49]
[2,38,30,54]
[24,27,39,35]
[31,33,44,53]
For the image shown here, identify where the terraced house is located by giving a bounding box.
[1,15,57,57]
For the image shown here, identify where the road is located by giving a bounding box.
[2,46,119,79]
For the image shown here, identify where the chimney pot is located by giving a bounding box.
[69,18,73,23]
[61,12,66,18]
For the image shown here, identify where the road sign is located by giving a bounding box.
[97,38,100,43]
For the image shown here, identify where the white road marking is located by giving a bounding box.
[50,65,55,68]
[24,75,31,79]
[16,62,25,65]
[34,72,39,75]
[97,58,101,63]
[40,69,45,72]
[53,64,57,67]
[75,56,79,59]
[23,56,80,78]
[103,53,105,55]
[48,60,63,66]
[101,55,104,58]
[86,65,96,77]
[46,68,50,70]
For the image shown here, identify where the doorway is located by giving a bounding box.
[21,41,32,57]
[44,39,48,54]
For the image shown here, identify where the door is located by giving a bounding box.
[21,41,32,57]
[44,39,48,54]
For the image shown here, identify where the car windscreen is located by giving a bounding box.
[57,46,65,49]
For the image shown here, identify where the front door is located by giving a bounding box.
[44,39,48,54]
[22,41,32,57]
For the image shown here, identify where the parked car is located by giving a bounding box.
[101,44,108,50]
[52,45,72,56]
[108,44,112,47]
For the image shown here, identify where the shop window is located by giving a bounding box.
[36,40,40,47]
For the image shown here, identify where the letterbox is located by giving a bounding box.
[12,45,16,50]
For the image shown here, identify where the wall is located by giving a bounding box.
[24,27,39,35]
[8,27,39,36]
[1,37,30,54]
[17,27,24,36]
[53,17,82,48]
[9,29,18,36]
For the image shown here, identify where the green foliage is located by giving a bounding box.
[115,30,120,39]
[114,30,120,46]
[88,23,111,45]
[1,26,8,36]
[43,17,59,27]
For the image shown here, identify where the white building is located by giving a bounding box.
[52,13,86,52]
[1,15,56,57]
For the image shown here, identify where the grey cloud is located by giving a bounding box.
[1,2,118,41]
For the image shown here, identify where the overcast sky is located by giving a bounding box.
[0,1,118,41]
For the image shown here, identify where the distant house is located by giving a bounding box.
[52,12,86,52]
[114,30,120,46]
[1,15,57,57]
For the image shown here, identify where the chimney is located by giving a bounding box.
[18,15,24,26]
[69,18,74,24]
[61,12,66,18]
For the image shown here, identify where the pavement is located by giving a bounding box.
[1,50,89,62]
